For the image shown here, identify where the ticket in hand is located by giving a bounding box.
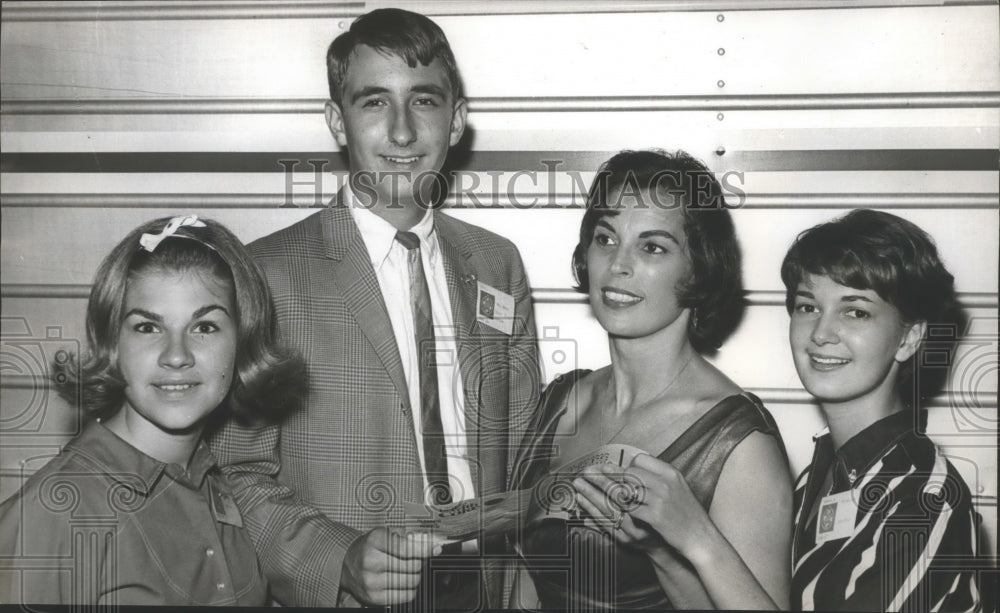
[402,489,526,541]
[402,444,646,541]
[550,443,645,475]
[531,443,646,523]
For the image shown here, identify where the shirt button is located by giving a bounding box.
[217,582,226,590]
[206,548,215,557]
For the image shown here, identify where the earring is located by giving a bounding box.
[691,308,699,330]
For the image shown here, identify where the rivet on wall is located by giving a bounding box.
[717,80,725,88]
[717,14,725,22]
[717,112,725,121]
[717,48,726,56]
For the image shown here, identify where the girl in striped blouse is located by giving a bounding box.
[782,209,980,611]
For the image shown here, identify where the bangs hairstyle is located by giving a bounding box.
[780,208,963,406]
[53,216,305,424]
[326,8,463,105]
[572,149,744,354]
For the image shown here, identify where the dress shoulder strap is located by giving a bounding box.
[659,393,787,508]
[510,369,593,490]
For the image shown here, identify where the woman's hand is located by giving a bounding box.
[573,463,659,550]
[573,454,712,560]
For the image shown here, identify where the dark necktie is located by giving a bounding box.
[395,231,451,505]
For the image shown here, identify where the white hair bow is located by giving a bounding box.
[139,215,207,252]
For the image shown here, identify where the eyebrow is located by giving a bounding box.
[349,84,448,105]
[124,305,230,321]
[594,220,680,245]
[638,229,680,245]
[594,219,616,234]
[350,86,389,105]
[794,289,874,303]
[410,84,447,97]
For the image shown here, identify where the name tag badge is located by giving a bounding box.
[476,281,514,335]
[815,490,857,544]
[209,480,244,528]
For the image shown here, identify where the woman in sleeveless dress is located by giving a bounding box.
[512,150,793,609]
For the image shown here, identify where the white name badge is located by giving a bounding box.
[815,490,857,544]
[476,281,515,335]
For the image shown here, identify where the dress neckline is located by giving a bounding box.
[539,369,755,469]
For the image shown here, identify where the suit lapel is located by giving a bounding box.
[436,217,508,607]
[321,201,410,404]
[436,216,509,498]
[436,223,484,493]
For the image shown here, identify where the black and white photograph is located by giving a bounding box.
[1,0,997,609]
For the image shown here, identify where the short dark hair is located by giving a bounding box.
[326,8,463,105]
[572,149,744,354]
[780,208,964,406]
[54,216,305,423]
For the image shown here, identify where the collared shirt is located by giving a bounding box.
[0,420,266,605]
[791,410,980,611]
[346,185,475,504]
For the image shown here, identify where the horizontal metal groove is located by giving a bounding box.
[5,285,996,309]
[1,1,364,22]
[532,288,999,309]
[1,374,994,410]
[2,284,91,299]
[2,193,997,210]
[2,92,999,115]
[5,150,997,173]
[474,93,1000,113]
[397,0,1000,15]
[746,387,999,409]
[3,0,994,22]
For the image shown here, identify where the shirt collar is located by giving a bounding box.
[833,410,913,487]
[68,420,218,495]
[345,184,439,270]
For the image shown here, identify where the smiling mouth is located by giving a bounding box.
[808,354,850,369]
[601,288,643,307]
[154,383,199,392]
[381,155,422,165]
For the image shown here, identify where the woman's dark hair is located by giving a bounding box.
[327,8,463,105]
[53,216,305,423]
[572,149,744,354]
[780,208,964,407]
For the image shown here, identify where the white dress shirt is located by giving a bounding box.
[346,186,476,505]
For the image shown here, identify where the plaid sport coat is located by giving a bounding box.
[210,196,541,607]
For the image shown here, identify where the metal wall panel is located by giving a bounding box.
[2,0,997,557]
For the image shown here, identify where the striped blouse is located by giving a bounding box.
[791,410,980,612]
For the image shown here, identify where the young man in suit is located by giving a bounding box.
[210,8,541,609]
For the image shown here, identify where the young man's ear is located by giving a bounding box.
[325,100,348,147]
[895,320,927,363]
[449,98,468,147]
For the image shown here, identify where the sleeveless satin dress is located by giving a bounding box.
[514,369,786,610]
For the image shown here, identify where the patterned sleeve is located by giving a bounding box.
[209,420,364,607]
